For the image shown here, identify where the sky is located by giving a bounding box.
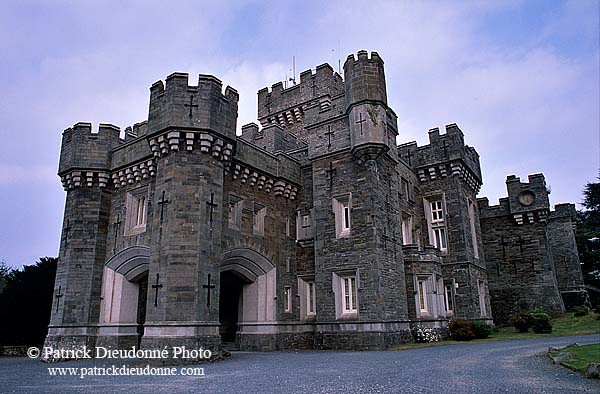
[0,0,598,268]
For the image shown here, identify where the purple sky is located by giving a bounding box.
[0,0,598,268]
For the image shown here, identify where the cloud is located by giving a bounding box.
[0,164,56,185]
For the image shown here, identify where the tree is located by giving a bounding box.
[0,257,57,346]
[0,260,14,294]
[576,177,600,282]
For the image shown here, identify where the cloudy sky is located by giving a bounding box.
[0,0,598,268]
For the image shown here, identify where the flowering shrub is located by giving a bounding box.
[448,319,476,341]
[412,324,442,343]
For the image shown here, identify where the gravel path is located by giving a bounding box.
[1,334,598,394]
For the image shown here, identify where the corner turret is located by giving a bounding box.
[344,51,397,162]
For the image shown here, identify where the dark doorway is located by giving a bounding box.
[219,271,245,343]
[136,273,148,347]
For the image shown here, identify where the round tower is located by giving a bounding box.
[344,50,393,161]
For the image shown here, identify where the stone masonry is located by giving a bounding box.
[45,50,587,356]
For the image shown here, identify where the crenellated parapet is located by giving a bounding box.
[148,73,238,137]
[58,122,122,190]
[257,64,343,135]
[478,174,552,225]
[399,124,482,193]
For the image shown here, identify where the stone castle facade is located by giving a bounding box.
[45,50,587,353]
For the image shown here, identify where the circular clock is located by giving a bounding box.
[518,191,535,206]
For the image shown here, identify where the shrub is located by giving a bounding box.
[472,321,493,339]
[513,314,529,333]
[528,311,552,333]
[573,306,590,317]
[449,319,476,341]
[594,304,600,314]
[412,324,442,343]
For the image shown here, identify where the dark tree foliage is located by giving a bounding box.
[576,177,600,282]
[0,257,57,346]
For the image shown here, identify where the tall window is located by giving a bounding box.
[253,203,266,236]
[284,286,292,312]
[341,276,357,313]
[333,194,351,238]
[306,281,316,315]
[417,277,428,315]
[427,198,447,252]
[343,203,350,231]
[135,196,146,226]
[444,284,454,314]
[468,199,479,259]
[125,188,148,235]
[401,178,410,201]
[402,215,413,245]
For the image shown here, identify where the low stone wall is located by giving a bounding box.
[0,346,28,357]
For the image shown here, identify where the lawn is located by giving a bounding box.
[392,312,600,351]
[548,343,600,374]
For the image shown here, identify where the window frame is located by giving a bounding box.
[306,281,316,316]
[284,286,292,313]
[333,193,352,238]
[125,187,149,236]
[341,276,357,314]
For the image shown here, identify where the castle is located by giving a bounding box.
[45,50,588,353]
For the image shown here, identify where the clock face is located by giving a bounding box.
[518,191,535,206]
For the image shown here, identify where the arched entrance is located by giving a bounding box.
[100,246,150,346]
[219,248,276,345]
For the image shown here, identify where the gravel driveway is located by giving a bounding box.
[1,334,598,394]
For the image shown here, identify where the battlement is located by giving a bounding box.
[59,122,122,175]
[257,63,343,122]
[148,72,238,139]
[397,124,481,182]
[505,174,550,214]
[344,50,387,109]
[550,203,577,220]
[478,197,511,218]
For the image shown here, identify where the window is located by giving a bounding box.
[333,194,352,238]
[253,203,266,235]
[298,277,316,319]
[401,178,410,201]
[228,195,243,230]
[444,284,454,314]
[341,276,357,313]
[425,197,448,252]
[417,278,428,315]
[125,188,148,235]
[468,199,479,259]
[306,281,316,315]
[284,286,292,312]
[431,200,444,223]
[286,218,291,237]
[402,215,413,245]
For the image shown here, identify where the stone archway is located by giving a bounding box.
[98,246,150,348]
[219,248,276,344]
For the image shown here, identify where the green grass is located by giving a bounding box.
[391,313,600,351]
[549,344,600,374]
